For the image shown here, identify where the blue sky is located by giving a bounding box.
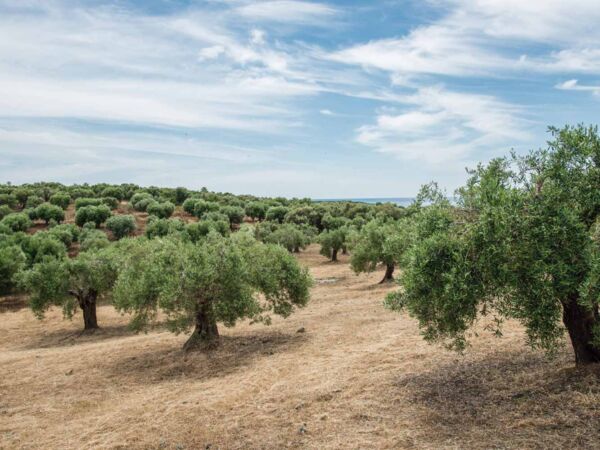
[0,0,599,197]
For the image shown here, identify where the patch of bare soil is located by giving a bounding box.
[1,245,599,449]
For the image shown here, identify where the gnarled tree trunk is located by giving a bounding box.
[331,248,338,262]
[379,263,395,284]
[72,289,99,330]
[183,302,219,351]
[562,295,600,365]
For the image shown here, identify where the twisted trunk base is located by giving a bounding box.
[331,248,338,262]
[379,264,395,284]
[73,289,98,331]
[562,296,600,365]
[183,305,219,351]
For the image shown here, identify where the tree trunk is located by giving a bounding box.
[331,248,338,262]
[379,263,395,284]
[562,296,600,365]
[342,246,348,255]
[80,290,99,330]
[183,303,219,351]
[294,246,300,253]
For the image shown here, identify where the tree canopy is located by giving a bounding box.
[112,234,312,350]
[386,125,600,365]
[350,218,411,283]
[18,248,118,330]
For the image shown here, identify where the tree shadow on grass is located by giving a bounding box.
[352,280,396,292]
[0,293,28,312]
[105,330,309,385]
[394,349,600,449]
[20,322,163,350]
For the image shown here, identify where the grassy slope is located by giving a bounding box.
[1,245,599,449]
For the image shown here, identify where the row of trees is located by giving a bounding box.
[16,231,312,350]
[7,125,599,368]
[2,182,408,350]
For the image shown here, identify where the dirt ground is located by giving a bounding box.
[1,245,599,449]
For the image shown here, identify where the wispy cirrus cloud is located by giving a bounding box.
[330,0,600,79]
[556,79,600,96]
[356,87,531,164]
[0,0,598,196]
[234,1,337,24]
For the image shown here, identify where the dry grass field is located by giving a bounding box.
[1,245,600,449]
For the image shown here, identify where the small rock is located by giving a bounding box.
[65,369,74,376]
[296,327,306,333]
[294,402,305,410]
[299,423,307,434]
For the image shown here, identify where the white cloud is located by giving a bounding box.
[250,28,266,45]
[235,1,337,24]
[198,45,225,61]
[330,0,600,78]
[356,87,530,164]
[331,26,508,77]
[0,4,328,133]
[556,79,600,95]
[444,0,600,44]
[319,109,334,115]
[0,76,316,131]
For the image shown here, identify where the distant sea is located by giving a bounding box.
[315,197,415,207]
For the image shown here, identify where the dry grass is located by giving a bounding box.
[1,245,599,449]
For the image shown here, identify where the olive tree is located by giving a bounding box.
[174,186,189,205]
[182,197,200,215]
[386,125,600,366]
[19,249,117,330]
[33,203,65,224]
[100,186,123,200]
[350,219,411,283]
[25,195,44,209]
[185,220,229,242]
[145,217,185,239]
[75,197,102,209]
[79,227,110,252]
[13,188,32,208]
[265,206,289,224]
[318,227,348,262]
[20,232,67,264]
[219,205,245,229]
[245,201,268,222]
[47,224,80,247]
[0,205,12,220]
[146,201,175,219]
[188,199,220,218]
[75,205,112,227]
[0,243,26,294]
[266,223,313,253]
[49,192,71,210]
[112,234,312,350]
[105,215,137,239]
[1,213,32,232]
[0,193,17,209]
[101,197,119,210]
[130,192,154,211]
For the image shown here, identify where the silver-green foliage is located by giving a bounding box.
[105,215,137,239]
[385,125,600,365]
[112,233,312,349]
